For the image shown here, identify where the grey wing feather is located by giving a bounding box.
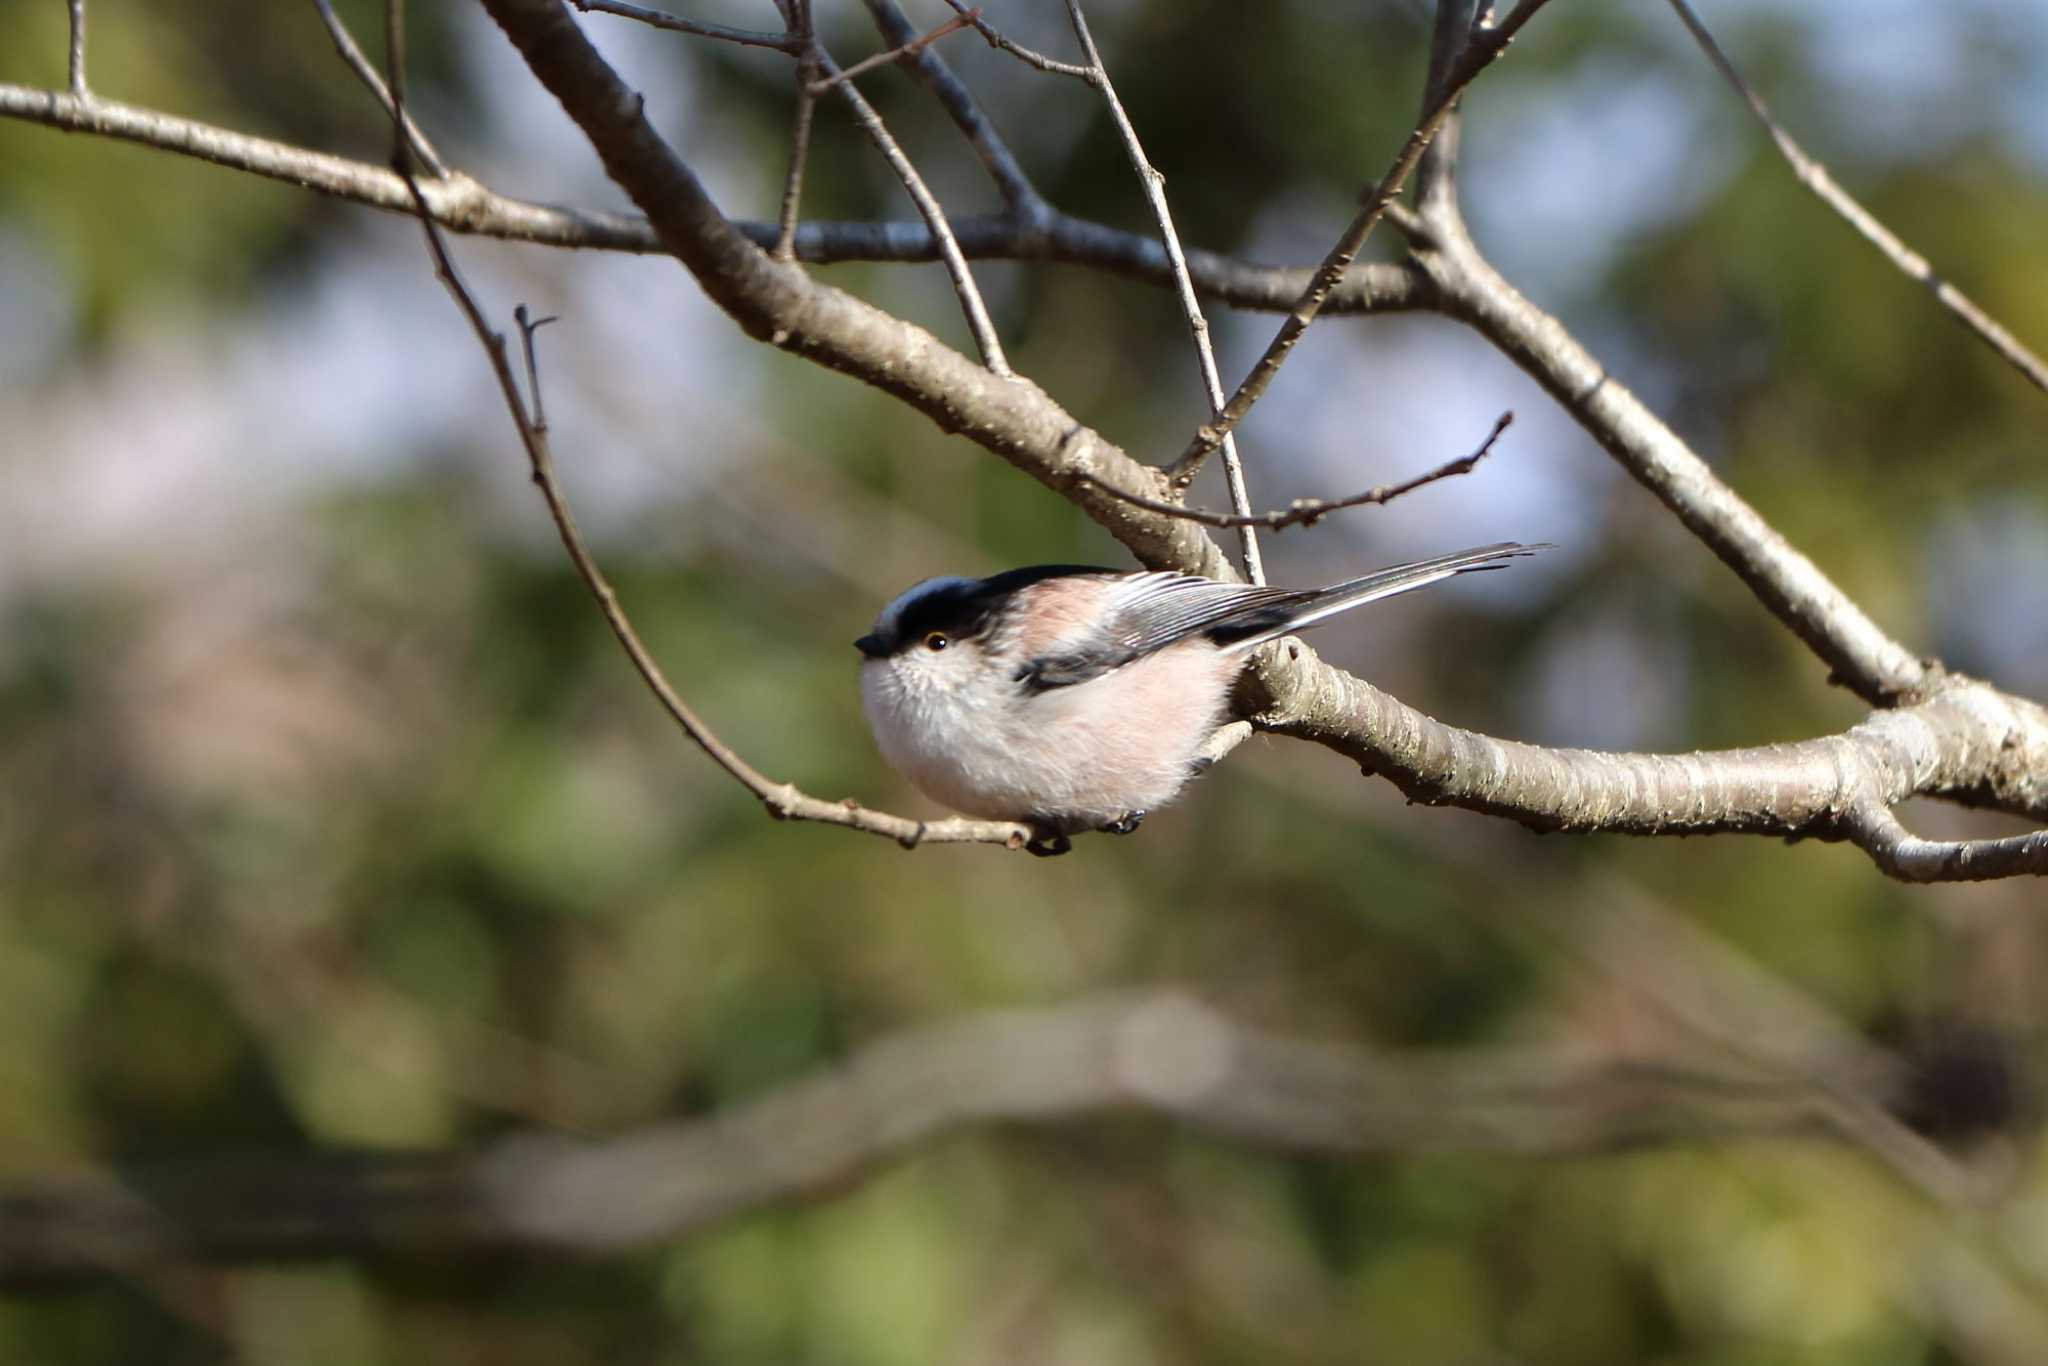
[1015,542,1547,689]
[1016,574,1300,690]
[1211,541,1547,654]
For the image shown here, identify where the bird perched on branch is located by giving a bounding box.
[857,542,1546,854]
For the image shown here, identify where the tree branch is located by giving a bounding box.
[380,27,1034,853]
[467,0,2048,881]
[473,0,1239,584]
[807,9,976,95]
[0,82,1437,311]
[27,5,2044,879]
[1665,0,2048,396]
[312,0,448,178]
[941,0,1095,80]
[1847,805,2048,883]
[809,42,1011,373]
[861,0,1043,216]
[0,992,1857,1284]
[1078,411,1513,531]
[1244,650,2048,858]
[66,0,87,95]
[566,0,797,52]
[1168,0,1555,484]
[1063,0,1264,582]
[1415,218,1934,704]
[769,0,817,259]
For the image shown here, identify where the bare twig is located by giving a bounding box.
[567,0,797,51]
[1847,805,2048,883]
[941,0,1094,79]
[862,0,1042,213]
[772,0,818,259]
[1169,0,1553,484]
[773,74,817,259]
[383,2,1030,853]
[66,0,86,95]
[1080,412,1514,531]
[1064,0,1265,583]
[312,0,448,177]
[0,991,1852,1282]
[808,10,976,95]
[1666,0,2048,396]
[1411,0,1479,226]
[811,44,1011,374]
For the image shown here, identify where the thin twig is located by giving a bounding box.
[941,0,1093,79]
[1079,412,1513,531]
[1664,0,2048,396]
[1846,805,2048,883]
[808,10,976,95]
[772,0,817,259]
[1064,0,1265,583]
[862,0,1042,213]
[516,306,558,430]
[1169,0,1553,484]
[313,0,448,178]
[1412,0,1479,225]
[813,44,1011,374]
[568,0,798,51]
[66,0,86,95]
[383,0,1030,853]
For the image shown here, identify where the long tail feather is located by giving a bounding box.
[1218,541,1549,654]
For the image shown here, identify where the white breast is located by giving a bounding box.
[862,645,1240,833]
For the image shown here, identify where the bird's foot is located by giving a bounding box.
[1025,831,1073,858]
[1098,810,1146,836]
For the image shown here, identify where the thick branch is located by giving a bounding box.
[1418,221,1933,705]
[0,992,1847,1284]
[1245,648,2048,856]
[472,0,1236,583]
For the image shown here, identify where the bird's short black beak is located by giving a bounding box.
[854,633,888,658]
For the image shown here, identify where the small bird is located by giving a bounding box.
[857,542,1544,853]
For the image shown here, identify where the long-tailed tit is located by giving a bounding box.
[857,542,1545,853]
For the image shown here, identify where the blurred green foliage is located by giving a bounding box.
[3,0,2047,1362]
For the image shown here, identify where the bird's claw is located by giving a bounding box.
[1098,810,1146,836]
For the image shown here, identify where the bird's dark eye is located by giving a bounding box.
[923,631,950,651]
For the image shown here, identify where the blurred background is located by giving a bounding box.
[3,0,2048,1360]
